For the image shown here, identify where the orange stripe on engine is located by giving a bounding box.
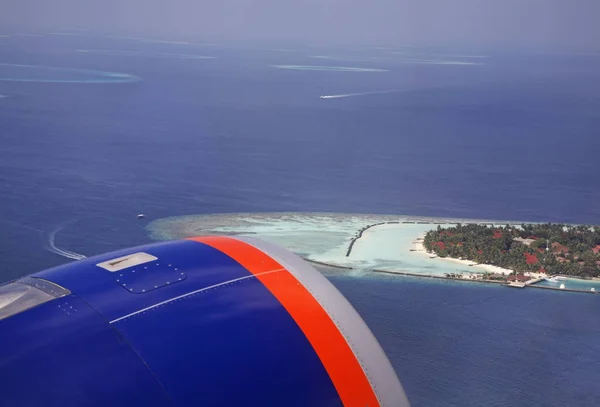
[187,236,380,407]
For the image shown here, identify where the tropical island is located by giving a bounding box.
[147,212,600,292]
[423,223,600,279]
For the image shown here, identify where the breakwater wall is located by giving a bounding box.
[527,284,598,295]
[302,257,598,295]
[345,221,396,257]
[372,269,505,285]
[302,258,354,270]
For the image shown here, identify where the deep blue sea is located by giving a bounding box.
[1,34,600,406]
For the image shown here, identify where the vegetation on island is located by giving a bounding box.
[423,223,600,277]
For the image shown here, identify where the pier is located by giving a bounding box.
[345,222,388,257]
[527,284,598,294]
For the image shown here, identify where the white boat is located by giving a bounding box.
[555,276,567,281]
[545,277,559,283]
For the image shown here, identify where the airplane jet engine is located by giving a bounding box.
[0,235,410,407]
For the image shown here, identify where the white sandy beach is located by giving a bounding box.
[411,238,514,276]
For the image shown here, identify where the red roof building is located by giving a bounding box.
[524,253,539,265]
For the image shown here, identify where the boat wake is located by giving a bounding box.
[45,223,87,260]
[320,89,406,99]
[2,218,87,260]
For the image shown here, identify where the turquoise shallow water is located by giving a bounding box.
[146,212,516,276]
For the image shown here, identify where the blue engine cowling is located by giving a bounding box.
[0,236,410,407]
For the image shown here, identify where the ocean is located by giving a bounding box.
[1,33,600,406]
